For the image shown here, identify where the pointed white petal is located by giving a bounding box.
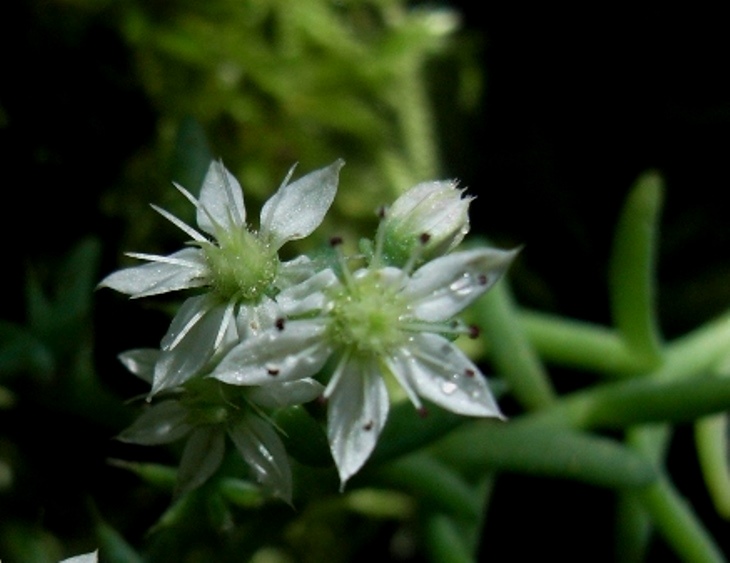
[246,378,324,409]
[404,247,518,321]
[275,268,339,316]
[117,400,192,445]
[277,255,316,286]
[394,333,504,418]
[210,320,332,386]
[176,427,226,495]
[150,204,209,243]
[234,299,282,337]
[197,159,246,235]
[160,295,218,350]
[228,414,293,503]
[327,358,389,487]
[259,159,343,249]
[60,550,98,563]
[98,248,208,298]
[152,301,228,394]
[118,348,160,383]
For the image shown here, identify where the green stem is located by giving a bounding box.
[476,282,556,410]
[423,511,476,563]
[636,473,726,563]
[536,374,730,430]
[608,171,664,360]
[695,413,730,518]
[519,310,656,376]
[364,452,482,521]
[662,309,730,382]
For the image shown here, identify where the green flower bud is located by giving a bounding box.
[378,180,472,267]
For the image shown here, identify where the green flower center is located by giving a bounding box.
[203,228,278,302]
[329,268,409,355]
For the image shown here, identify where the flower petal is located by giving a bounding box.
[235,299,282,337]
[98,248,208,298]
[60,550,98,563]
[152,300,229,394]
[118,348,159,383]
[392,333,504,418]
[275,268,339,317]
[228,413,293,503]
[259,159,343,250]
[197,159,246,234]
[160,294,217,351]
[117,400,192,445]
[246,378,325,409]
[210,320,332,386]
[404,247,518,322]
[176,426,226,496]
[277,255,317,287]
[327,358,389,487]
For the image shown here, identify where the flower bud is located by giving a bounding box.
[378,180,472,266]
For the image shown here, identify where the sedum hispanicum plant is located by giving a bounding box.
[99,159,343,395]
[117,347,323,502]
[210,239,516,485]
[100,158,515,498]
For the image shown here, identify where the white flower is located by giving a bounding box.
[377,180,472,266]
[99,159,343,394]
[209,245,517,486]
[117,349,323,503]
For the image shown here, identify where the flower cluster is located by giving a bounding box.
[100,159,516,500]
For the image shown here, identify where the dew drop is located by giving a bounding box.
[441,381,458,395]
[449,274,473,296]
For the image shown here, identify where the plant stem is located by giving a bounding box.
[476,282,556,410]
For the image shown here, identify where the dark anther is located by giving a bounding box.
[267,366,280,376]
[329,236,344,247]
[478,273,489,285]
[417,406,429,418]
[419,232,431,245]
[377,205,387,219]
[468,325,480,339]
[464,368,476,378]
[275,318,286,331]
[363,420,374,431]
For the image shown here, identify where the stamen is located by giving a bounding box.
[464,368,476,378]
[478,273,489,285]
[330,236,356,288]
[468,325,480,339]
[417,406,429,418]
[400,319,477,339]
[363,420,374,431]
[275,318,286,331]
[265,364,280,376]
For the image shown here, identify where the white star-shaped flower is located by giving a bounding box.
[117,348,323,503]
[99,159,343,394]
[209,245,517,486]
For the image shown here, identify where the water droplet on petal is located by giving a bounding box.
[441,381,458,395]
